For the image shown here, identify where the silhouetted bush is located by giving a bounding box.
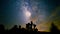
[50,23,60,32]
[0,22,60,33]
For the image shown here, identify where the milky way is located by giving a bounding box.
[0,0,60,32]
[19,0,49,31]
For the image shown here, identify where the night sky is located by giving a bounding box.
[0,0,60,32]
